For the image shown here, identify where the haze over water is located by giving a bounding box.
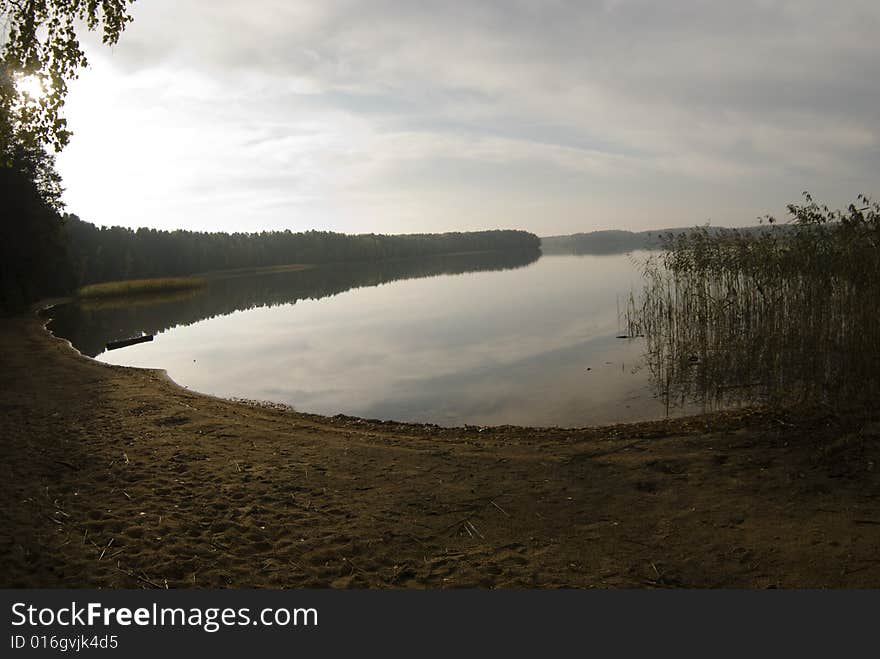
[50,252,709,427]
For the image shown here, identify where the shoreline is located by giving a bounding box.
[35,300,720,435]
[2,313,880,587]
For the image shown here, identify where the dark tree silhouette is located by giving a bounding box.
[64,216,541,285]
[1,0,136,310]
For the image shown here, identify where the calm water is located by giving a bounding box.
[48,251,707,427]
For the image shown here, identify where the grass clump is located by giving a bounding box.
[78,276,206,300]
[626,193,880,412]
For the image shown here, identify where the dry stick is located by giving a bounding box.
[114,566,161,589]
[404,532,430,547]
[490,500,511,517]
[437,515,474,535]
[467,521,485,540]
[210,538,230,552]
[344,556,370,582]
[139,570,162,589]
[98,538,114,561]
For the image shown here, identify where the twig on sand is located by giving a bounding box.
[344,557,359,573]
[490,500,511,517]
[404,532,430,547]
[439,515,474,535]
[54,459,78,471]
[114,566,161,589]
[210,538,230,552]
[98,538,114,561]
[437,498,503,536]
[650,562,670,586]
[466,521,485,539]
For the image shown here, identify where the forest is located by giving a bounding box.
[1,159,539,311]
[63,217,540,286]
[541,225,792,255]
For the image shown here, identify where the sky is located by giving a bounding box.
[55,0,880,236]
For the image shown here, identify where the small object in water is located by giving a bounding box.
[105,334,154,351]
[616,334,629,339]
[586,367,592,371]
[688,355,700,363]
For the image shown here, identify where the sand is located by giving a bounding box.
[2,313,879,588]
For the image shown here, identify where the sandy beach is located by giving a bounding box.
[2,313,879,588]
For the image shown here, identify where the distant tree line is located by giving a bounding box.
[541,226,791,255]
[1,193,539,310]
[541,230,653,254]
[64,216,540,286]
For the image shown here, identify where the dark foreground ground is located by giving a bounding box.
[1,314,879,588]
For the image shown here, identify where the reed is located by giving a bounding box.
[625,194,880,411]
[77,276,206,300]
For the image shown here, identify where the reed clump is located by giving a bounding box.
[77,276,206,300]
[626,193,880,412]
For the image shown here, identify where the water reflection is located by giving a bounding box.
[49,250,540,358]
[48,250,710,427]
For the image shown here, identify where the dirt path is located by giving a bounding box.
[2,314,879,588]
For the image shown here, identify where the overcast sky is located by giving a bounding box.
[56,0,880,235]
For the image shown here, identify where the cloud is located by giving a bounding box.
[57,0,880,234]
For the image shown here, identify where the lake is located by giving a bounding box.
[48,250,710,428]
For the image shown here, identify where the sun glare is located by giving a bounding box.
[16,74,47,100]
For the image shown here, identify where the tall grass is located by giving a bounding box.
[625,194,880,411]
[77,276,206,300]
